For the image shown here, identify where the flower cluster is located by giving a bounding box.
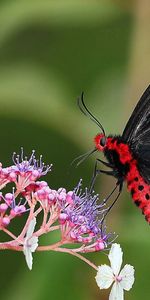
[0,148,51,229]
[0,149,114,268]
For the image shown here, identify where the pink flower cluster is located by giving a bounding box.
[0,149,51,229]
[0,149,114,270]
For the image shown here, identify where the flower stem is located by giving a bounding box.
[18,204,35,239]
[0,243,22,251]
[54,247,98,271]
[35,225,60,237]
[37,240,64,251]
[2,228,18,240]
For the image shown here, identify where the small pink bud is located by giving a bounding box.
[37,181,48,188]
[2,169,9,176]
[37,189,45,200]
[8,172,17,181]
[44,187,51,194]
[68,191,74,197]
[59,213,68,224]
[66,194,73,204]
[58,188,66,193]
[51,189,57,196]
[2,216,10,226]
[5,193,14,205]
[11,205,26,216]
[0,203,8,213]
[70,231,77,240]
[58,192,66,201]
[48,194,55,201]
[30,170,39,180]
[10,209,16,217]
[95,241,105,251]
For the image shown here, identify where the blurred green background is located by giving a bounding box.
[0,0,150,299]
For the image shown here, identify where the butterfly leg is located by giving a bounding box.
[89,160,99,192]
[101,190,121,226]
[89,159,124,222]
[89,160,114,192]
[99,169,115,176]
[101,180,123,225]
[96,158,113,168]
[93,158,115,180]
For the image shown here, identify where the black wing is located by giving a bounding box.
[122,85,150,184]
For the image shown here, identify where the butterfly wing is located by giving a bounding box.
[122,85,150,142]
[122,85,150,183]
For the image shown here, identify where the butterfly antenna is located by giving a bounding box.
[78,92,106,136]
[71,148,97,167]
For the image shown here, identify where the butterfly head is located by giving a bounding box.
[94,134,107,152]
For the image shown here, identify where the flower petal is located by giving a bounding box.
[30,236,39,252]
[109,282,124,300]
[95,265,114,289]
[119,264,135,291]
[108,244,123,275]
[26,217,36,239]
[23,218,38,270]
[23,247,33,270]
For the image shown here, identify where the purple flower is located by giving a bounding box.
[10,148,52,191]
[0,149,52,228]
[12,147,52,175]
[0,149,52,192]
[58,180,114,251]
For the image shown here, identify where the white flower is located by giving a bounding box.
[95,243,135,300]
[23,217,38,270]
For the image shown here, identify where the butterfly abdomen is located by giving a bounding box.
[104,137,150,222]
[126,162,150,222]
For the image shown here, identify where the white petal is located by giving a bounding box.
[26,217,36,239]
[30,236,39,252]
[23,247,33,270]
[108,244,123,275]
[109,282,124,300]
[95,265,114,289]
[23,218,38,270]
[119,264,135,291]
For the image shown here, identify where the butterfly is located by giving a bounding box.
[77,85,150,223]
